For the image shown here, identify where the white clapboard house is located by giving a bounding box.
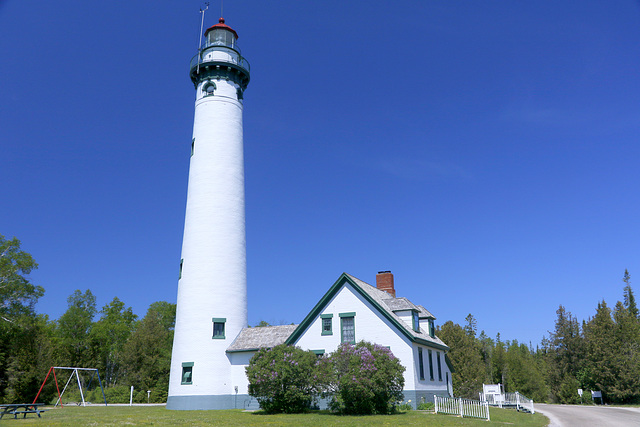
[225,271,453,409]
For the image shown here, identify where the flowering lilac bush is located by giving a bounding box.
[246,344,321,413]
[325,341,405,414]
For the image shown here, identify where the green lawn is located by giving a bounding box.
[1,405,548,426]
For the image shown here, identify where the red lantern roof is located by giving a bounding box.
[204,17,239,40]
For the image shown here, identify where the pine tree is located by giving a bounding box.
[622,269,639,319]
[437,320,487,398]
[582,301,616,402]
[547,305,584,402]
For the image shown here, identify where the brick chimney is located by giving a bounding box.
[376,271,395,297]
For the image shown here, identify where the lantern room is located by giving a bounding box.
[204,18,239,50]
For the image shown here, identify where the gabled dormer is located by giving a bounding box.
[417,305,436,338]
[383,297,422,333]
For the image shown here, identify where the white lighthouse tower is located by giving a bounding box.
[167,16,250,410]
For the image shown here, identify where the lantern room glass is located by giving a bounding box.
[208,28,237,49]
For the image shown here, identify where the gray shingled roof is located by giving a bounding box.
[226,324,298,353]
[416,304,435,319]
[346,274,448,349]
[383,297,419,312]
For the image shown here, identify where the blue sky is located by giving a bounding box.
[2,1,639,346]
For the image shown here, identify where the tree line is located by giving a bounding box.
[2,234,639,405]
[438,269,640,404]
[0,235,175,404]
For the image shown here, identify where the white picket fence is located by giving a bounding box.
[434,395,490,421]
[479,391,535,414]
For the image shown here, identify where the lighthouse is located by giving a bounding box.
[167,17,250,410]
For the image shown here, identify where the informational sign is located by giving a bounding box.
[483,384,502,395]
[578,389,583,396]
[592,391,602,398]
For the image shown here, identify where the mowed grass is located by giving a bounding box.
[2,405,549,426]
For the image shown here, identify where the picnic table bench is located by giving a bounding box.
[0,403,46,420]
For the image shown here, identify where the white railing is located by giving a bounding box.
[516,392,535,414]
[480,391,534,414]
[479,392,505,407]
[434,395,490,421]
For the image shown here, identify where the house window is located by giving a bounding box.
[312,349,325,358]
[412,311,420,332]
[429,319,435,338]
[212,318,226,339]
[418,347,425,380]
[181,362,193,385]
[321,314,333,335]
[437,351,443,381]
[339,312,355,344]
[428,349,434,381]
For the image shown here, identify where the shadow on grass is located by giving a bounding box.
[250,409,413,417]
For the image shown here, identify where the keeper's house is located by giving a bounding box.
[226,271,453,408]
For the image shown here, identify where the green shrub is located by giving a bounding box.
[246,344,321,413]
[417,401,434,410]
[325,341,405,415]
[103,385,133,403]
[397,402,412,411]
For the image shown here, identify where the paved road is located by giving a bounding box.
[536,403,640,427]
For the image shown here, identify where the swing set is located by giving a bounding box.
[33,367,107,407]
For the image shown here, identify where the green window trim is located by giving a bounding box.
[418,347,425,380]
[412,311,420,332]
[428,349,434,381]
[312,349,325,355]
[437,351,443,381]
[212,318,226,339]
[429,319,435,338]
[181,362,193,385]
[340,314,355,344]
[321,316,333,335]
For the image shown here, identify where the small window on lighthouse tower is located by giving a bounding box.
[212,318,226,339]
[203,81,216,97]
[181,362,193,385]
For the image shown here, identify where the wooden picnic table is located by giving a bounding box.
[0,403,46,420]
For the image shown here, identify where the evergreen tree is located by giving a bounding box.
[611,300,640,403]
[477,330,494,382]
[492,333,506,386]
[546,305,583,402]
[581,302,611,393]
[503,340,548,402]
[622,269,639,319]
[437,320,487,398]
[464,314,478,338]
